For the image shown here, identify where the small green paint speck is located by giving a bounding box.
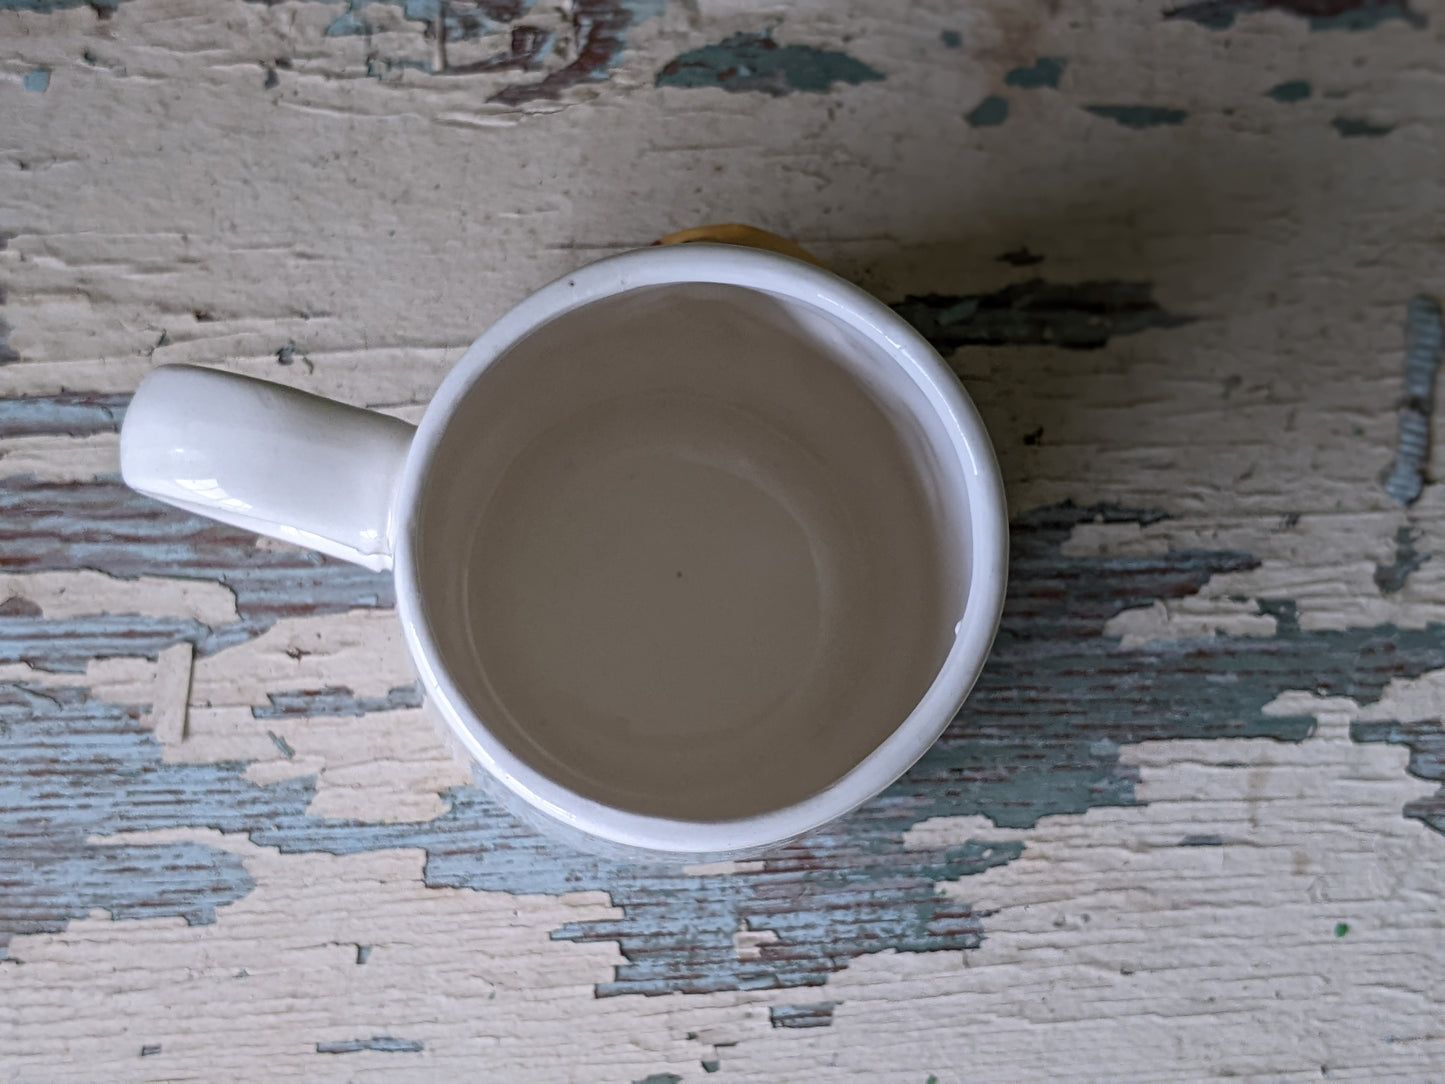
[1353,426,1365,436]
[927,1077,940,1084]
[1335,922,1349,937]
[940,30,961,48]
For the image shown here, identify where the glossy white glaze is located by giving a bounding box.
[120,365,415,572]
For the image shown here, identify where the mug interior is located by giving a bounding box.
[413,282,970,822]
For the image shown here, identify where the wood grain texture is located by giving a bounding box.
[2,0,1444,1078]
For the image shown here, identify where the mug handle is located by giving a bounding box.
[120,364,414,571]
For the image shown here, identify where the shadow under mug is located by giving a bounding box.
[120,228,1008,861]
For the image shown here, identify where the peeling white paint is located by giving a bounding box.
[0,570,237,625]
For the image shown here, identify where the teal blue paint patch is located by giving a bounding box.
[0,476,394,658]
[337,791,1024,997]
[0,681,285,954]
[23,68,50,92]
[940,29,962,48]
[1266,79,1311,103]
[0,471,398,698]
[1352,720,1445,784]
[769,1002,837,1028]
[0,315,16,365]
[634,1075,682,1084]
[0,392,129,438]
[1374,526,1430,594]
[316,1037,423,1054]
[655,31,883,96]
[1333,115,1394,137]
[368,56,431,79]
[1351,718,1445,833]
[893,281,1192,351]
[324,9,372,36]
[966,95,1008,127]
[1306,2,1423,28]
[12,472,1445,994]
[253,684,422,719]
[1004,57,1065,89]
[1383,297,1443,505]
[1085,104,1187,128]
[0,613,211,672]
[1163,0,1424,31]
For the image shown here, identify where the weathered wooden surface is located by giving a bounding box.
[2,0,1444,1078]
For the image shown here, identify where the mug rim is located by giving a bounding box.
[392,244,1008,855]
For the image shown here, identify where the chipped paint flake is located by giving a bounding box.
[0,571,237,625]
[1163,0,1426,31]
[0,613,211,672]
[0,286,17,366]
[1104,596,1278,648]
[894,281,1192,352]
[1382,296,1444,505]
[315,1036,424,1054]
[1084,104,1188,128]
[251,683,423,719]
[0,392,129,438]
[732,925,779,962]
[1347,664,1445,833]
[655,31,883,97]
[1266,79,1312,102]
[1332,115,1395,136]
[1373,525,1430,593]
[1004,57,1065,89]
[768,1002,838,1028]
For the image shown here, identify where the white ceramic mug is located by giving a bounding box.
[121,239,1007,860]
